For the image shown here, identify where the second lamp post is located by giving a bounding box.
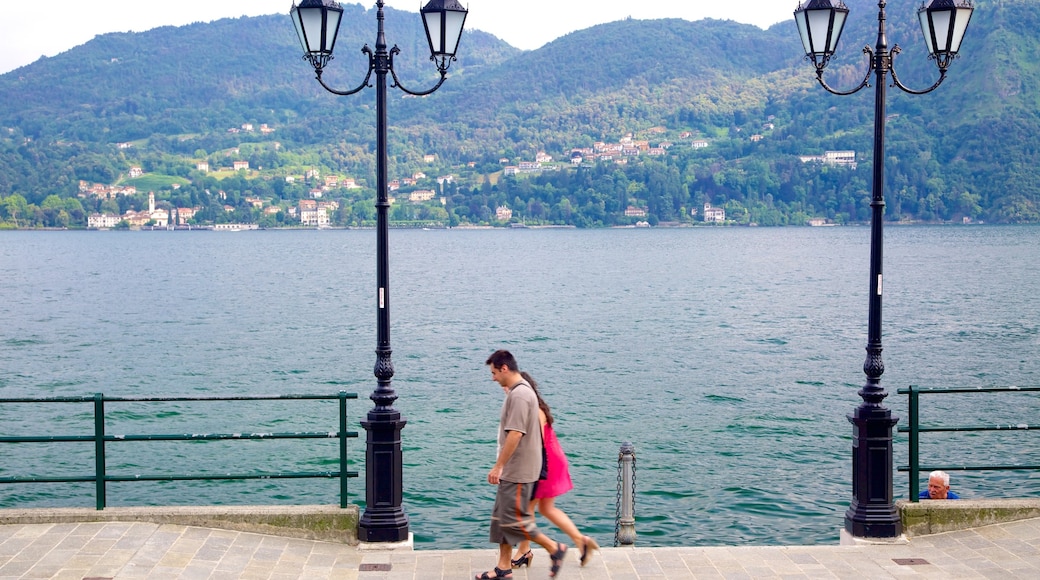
[290,0,467,543]
[793,0,973,539]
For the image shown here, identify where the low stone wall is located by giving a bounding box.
[898,499,1040,537]
[0,505,359,545]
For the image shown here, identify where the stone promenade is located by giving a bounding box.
[2,517,1039,579]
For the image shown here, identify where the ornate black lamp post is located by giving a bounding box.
[793,0,972,539]
[290,0,467,543]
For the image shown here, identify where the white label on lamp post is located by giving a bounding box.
[877,274,883,296]
[379,287,385,309]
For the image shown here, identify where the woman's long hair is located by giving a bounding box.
[520,371,554,427]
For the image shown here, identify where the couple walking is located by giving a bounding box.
[476,350,599,580]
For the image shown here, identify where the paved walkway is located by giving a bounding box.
[2,517,1039,579]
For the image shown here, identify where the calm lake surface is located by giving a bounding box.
[2,226,1039,549]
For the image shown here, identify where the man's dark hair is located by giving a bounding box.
[485,349,518,371]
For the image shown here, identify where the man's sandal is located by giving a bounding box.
[549,543,568,578]
[475,566,512,579]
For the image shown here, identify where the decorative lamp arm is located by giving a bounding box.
[387,46,449,96]
[889,47,948,95]
[812,46,874,96]
[314,46,376,96]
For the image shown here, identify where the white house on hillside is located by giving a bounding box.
[703,203,726,223]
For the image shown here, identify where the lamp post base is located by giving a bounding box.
[844,404,902,539]
[839,528,907,546]
[359,532,414,551]
[358,412,409,543]
[844,503,902,539]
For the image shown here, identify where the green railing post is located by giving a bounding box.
[908,386,920,502]
[339,391,349,509]
[94,393,106,510]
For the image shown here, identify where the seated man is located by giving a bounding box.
[919,470,960,499]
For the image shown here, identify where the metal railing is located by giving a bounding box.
[897,385,1040,501]
[0,392,359,510]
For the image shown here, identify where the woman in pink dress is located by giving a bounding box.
[511,372,600,570]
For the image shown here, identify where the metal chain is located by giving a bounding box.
[632,444,637,516]
[615,450,622,547]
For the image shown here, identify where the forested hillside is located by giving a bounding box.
[1,0,1038,229]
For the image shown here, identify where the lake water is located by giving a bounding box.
[1,226,1039,549]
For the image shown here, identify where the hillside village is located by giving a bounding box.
[8,103,859,230]
[70,118,853,230]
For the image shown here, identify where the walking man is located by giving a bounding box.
[477,349,568,580]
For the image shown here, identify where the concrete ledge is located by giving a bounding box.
[898,499,1040,537]
[0,505,359,545]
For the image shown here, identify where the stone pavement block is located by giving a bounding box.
[83,553,131,576]
[195,545,231,562]
[0,557,36,577]
[146,564,186,578]
[54,532,94,551]
[181,526,213,539]
[113,534,153,551]
[20,534,63,556]
[272,562,311,577]
[214,557,254,576]
[158,550,195,568]
[305,551,338,567]
[786,552,819,565]
[277,549,309,567]
[239,563,276,579]
[687,565,725,578]
[742,565,777,577]
[995,538,1040,556]
[677,552,713,566]
[168,538,205,558]
[975,525,1015,540]
[112,565,149,578]
[22,563,67,579]
[181,562,218,579]
[91,521,134,538]
[66,523,105,536]
[252,546,287,563]
[1009,519,1040,540]
[31,547,77,566]
[81,538,119,555]
[653,551,691,571]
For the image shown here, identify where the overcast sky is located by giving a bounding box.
[0,1,796,75]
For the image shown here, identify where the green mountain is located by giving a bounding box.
[1,0,1038,228]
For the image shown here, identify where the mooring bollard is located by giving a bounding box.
[615,441,636,546]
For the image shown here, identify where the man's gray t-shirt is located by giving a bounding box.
[499,381,542,483]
